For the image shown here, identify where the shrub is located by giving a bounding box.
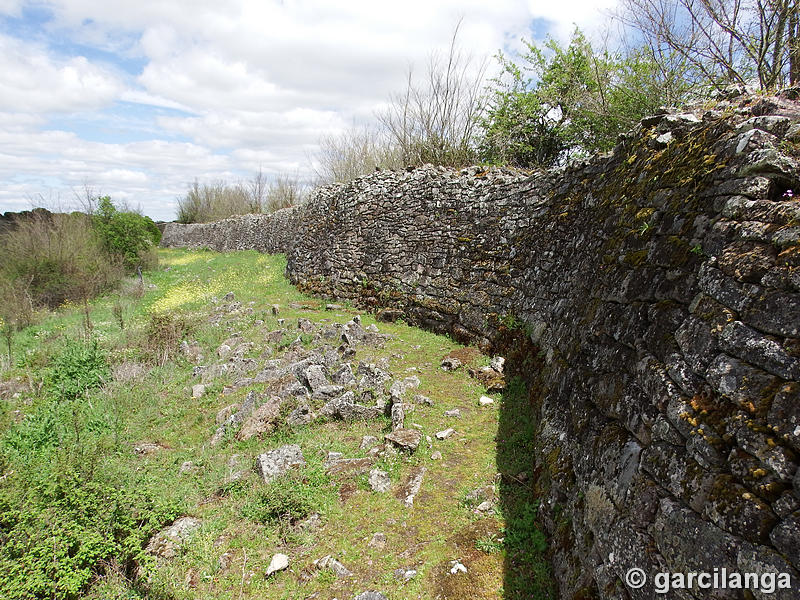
[0,211,122,310]
[45,339,109,402]
[91,197,160,272]
[140,312,195,366]
[0,460,180,600]
[242,467,334,528]
[176,180,254,224]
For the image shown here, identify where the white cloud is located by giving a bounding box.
[0,34,123,113]
[0,0,620,220]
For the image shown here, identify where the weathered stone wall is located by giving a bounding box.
[162,93,800,599]
[160,209,300,253]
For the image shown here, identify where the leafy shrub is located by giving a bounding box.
[45,339,109,402]
[0,467,180,600]
[140,312,195,366]
[242,467,334,527]
[92,197,160,272]
[0,211,122,310]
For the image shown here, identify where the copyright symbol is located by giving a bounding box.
[625,568,646,589]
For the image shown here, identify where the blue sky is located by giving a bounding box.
[0,0,617,220]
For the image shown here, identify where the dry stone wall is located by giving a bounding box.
[162,93,800,599]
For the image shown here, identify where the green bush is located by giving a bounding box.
[242,467,334,526]
[0,467,180,600]
[0,211,122,310]
[92,197,160,271]
[45,339,109,402]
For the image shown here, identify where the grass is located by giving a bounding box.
[0,248,553,599]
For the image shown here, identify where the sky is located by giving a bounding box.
[0,0,618,221]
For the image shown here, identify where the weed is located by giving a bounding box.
[45,339,109,402]
[475,533,504,554]
[140,312,195,366]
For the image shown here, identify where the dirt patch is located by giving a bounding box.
[444,347,482,368]
[339,481,358,503]
[432,518,505,599]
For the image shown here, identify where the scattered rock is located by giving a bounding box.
[389,376,421,399]
[320,391,381,421]
[286,403,312,427]
[146,517,202,559]
[368,469,392,492]
[478,395,495,406]
[303,364,329,392]
[215,403,240,425]
[223,292,235,301]
[271,304,280,315]
[254,444,306,483]
[360,435,379,450]
[435,428,455,440]
[449,560,467,575]
[236,396,284,441]
[298,318,315,333]
[444,408,461,418]
[367,532,387,549]
[354,592,388,600]
[266,553,289,577]
[391,402,405,430]
[474,500,494,514]
[490,356,505,373]
[191,384,206,399]
[431,451,442,460]
[413,394,433,406]
[314,555,352,578]
[326,303,344,311]
[441,357,462,371]
[331,363,356,386]
[179,461,197,475]
[399,466,426,507]
[393,567,417,581]
[217,344,232,358]
[385,428,422,452]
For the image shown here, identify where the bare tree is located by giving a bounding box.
[248,167,268,212]
[265,173,306,211]
[314,125,404,185]
[618,0,799,91]
[378,20,488,166]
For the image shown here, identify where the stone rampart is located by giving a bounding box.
[162,93,800,599]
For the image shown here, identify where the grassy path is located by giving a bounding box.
[0,249,551,600]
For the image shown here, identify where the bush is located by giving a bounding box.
[176,180,255,224]
[0,458,180,600]
[140,312,195,366]
[92,197,160,272]
[242,467,334,528]
[45,339,109,402]
[0,211,122,310]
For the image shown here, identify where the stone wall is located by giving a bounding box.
[161,93,800,599]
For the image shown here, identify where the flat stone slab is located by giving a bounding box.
[254,444,306,483]
[385,428,422,452]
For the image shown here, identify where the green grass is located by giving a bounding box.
[0,248,552,599]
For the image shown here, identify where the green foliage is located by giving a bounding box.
[0,466,179,600]
[481,28,685,167]
[0,363,180,600]
[0,211,122,311]
[45,339,109,402]
[242,467,334,528]
[92,197,160,271]
[475,533,504,554]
